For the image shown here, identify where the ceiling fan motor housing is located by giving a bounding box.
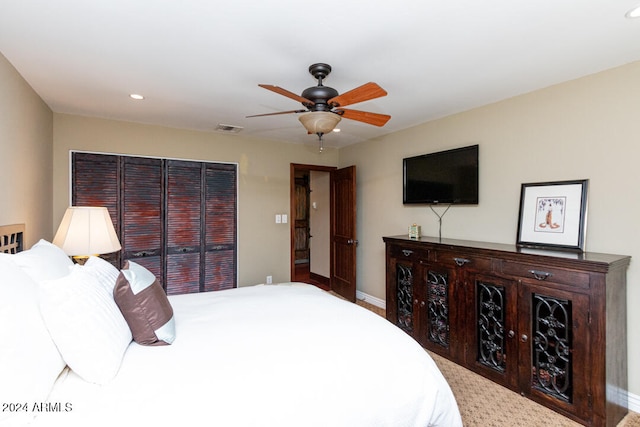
[301,63,339,111]
[301,85,339,111]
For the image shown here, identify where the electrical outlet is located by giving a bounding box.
[266,275,273,285]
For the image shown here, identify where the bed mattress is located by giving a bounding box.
[31,283,461,426]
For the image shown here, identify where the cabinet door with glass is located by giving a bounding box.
[517,281,591,423]
[385,246,429,340]
[415,261,459,360]
[464,274,519,389]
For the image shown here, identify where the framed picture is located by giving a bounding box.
[516,179,588,252]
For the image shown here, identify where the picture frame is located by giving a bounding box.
[516,179,588,252]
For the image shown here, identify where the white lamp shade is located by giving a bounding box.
[53,207,121,256]
[298,111,341,134]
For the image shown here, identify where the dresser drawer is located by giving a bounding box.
[434,250,493,271]
[501,261,590,289]
[389,245,430,262]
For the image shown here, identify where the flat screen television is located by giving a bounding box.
[403,144,479,205]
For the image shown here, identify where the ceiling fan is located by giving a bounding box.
[247,63,391,151]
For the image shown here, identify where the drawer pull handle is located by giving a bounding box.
[454,257,470,267]
[529,270,553,281]
[402,250,413,257]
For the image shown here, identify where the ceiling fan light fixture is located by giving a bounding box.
[298,111,342,134]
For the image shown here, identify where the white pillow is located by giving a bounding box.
[39,266,132,384]
[11,239,73,282]
[0,256,66,425]
[80,255,120,294]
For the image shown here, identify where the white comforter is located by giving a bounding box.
[32,283,461,427]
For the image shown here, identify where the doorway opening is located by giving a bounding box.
[290,163,357,302]
[291,164,334,290]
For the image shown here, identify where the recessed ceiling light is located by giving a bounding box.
[129,94,144,100]
[625,4,640,18]
[333,128,341,133]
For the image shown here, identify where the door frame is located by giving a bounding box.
[290,164,337,285]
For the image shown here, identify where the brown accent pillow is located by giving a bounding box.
[114,261,175,346]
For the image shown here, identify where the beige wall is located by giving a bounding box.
[339,60,640,397]
[52,114,338,286]
[0,53,53,246]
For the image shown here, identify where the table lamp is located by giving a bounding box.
[53,206,121,263]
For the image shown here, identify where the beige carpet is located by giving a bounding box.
[353,297,640,427]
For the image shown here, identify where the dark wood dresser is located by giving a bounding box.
[383,235,630,427]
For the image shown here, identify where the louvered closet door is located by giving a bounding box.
[166,160,202,295]
[122,157,164,287]
[71,152,237,294]
[204,163,237,291]
[72,152,121,266]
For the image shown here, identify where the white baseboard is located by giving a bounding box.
[356,290,386,310]
[629,390,640,413]
[356,290,640,416]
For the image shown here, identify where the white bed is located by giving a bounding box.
[0,226,462,427]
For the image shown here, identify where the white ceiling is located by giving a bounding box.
[1,1,640,149]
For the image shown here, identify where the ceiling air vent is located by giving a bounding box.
[215,124,243,134]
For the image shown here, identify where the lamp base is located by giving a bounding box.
[71,255,90,265]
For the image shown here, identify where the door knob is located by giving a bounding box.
[347,239,359,245]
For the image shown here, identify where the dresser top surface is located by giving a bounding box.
[383,235,630,268]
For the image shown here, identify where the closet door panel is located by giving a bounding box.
[71,152,120,266]
[72,153,119,217]
[204,251,235,292]
[166,253,200,295]
[205,164,237,243]
[122,157,164,286]
[204,164,237,291]
[166,160,202,294]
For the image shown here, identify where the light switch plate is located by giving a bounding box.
[282,214,288,223]
[275,214,282,224]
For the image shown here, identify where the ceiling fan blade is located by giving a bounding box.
[328,82,387,108]
[258,84,314,105]
[335,109,391,127]
[246,109,307,118]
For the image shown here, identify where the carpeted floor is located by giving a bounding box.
[353,297,640,427]
[428,350,640,427]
